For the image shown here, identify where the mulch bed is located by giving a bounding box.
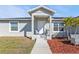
[48,38,79,54]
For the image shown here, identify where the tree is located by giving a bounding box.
[64,17,73,39]
[64,16,79,39]
[72,17,79,34]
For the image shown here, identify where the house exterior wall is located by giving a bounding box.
[0,18,67,38]
[0,18,79,38]
[0,20,32,37]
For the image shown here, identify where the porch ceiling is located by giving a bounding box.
[34,15,49,19]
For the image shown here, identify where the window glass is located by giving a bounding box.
[59,23,64,26]
[59,27,64,31]
[54,23,58,31]
[54,27,59,31]
[54,23,58,27]
[10,22,18,31]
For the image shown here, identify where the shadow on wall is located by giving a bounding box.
[70,27,79,34]
[52,27,79,38]
[56,32,67,38]
[52,32,67,39]
[20,23,31,37]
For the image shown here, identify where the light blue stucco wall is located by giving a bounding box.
[0,20,32,37]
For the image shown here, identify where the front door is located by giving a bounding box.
[37,20,46,35]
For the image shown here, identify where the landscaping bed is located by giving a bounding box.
[48,38,79,54]
[0,37,35,54]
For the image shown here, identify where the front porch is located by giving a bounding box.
[32,15,52,40]
[28,6,55,40]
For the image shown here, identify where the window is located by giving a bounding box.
[54,23,58,31]
[54,22,64,31]
[54,23,58,26]
[59,23,64,31]
[10,21,18,31]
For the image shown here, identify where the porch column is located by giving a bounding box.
[32,14,35,40]
[49,16,52,40]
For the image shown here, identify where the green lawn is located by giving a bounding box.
[0,37,35,54]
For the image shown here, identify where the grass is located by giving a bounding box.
[0,37,35,54]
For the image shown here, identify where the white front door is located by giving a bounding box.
[37,20,46,35]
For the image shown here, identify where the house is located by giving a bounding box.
[0,6,67,40]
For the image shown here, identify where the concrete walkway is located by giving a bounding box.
[31,35,52,54]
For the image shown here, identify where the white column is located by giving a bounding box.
[32,14,35,40]
[49,16,52,40]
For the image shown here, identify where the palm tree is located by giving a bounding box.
[64,16,79,40]
[64,17,73,40]
[64,16,79,44]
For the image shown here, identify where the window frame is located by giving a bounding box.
[9,21,19,32]
[53,22,65,32]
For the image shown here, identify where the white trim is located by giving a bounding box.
[32,14,34,40]
[49,16,52,39]
[28,5,56,13]
[9,21,19,32]
[28,6,55,15]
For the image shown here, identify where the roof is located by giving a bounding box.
[53,17,66,19]
[0,17,31,20]
[28,6,55,15]
[0,17,66,21]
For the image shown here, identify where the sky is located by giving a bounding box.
[0,5,79,18]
